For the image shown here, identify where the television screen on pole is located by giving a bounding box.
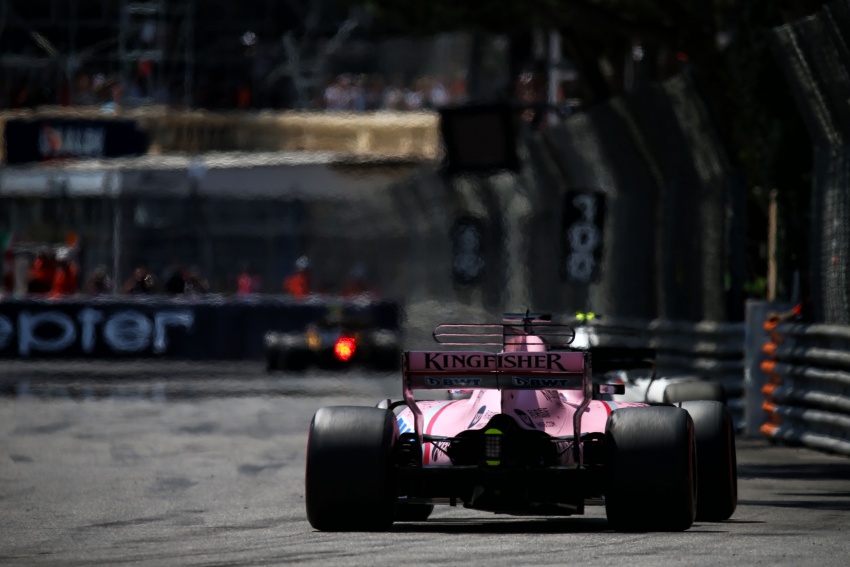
[439,103,519,175]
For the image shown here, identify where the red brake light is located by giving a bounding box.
[333,336,356,362]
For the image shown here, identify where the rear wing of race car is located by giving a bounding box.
[431,312,576,349]
[401,312,587,443]
[399,313,629,451]
[412,312,585,392]
[404,350,587,390]
[401,349,593,454]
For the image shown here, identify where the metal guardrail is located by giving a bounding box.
[760,320,850,456]
[579,318,745,424]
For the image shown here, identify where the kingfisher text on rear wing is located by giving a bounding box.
[404,350,588,391]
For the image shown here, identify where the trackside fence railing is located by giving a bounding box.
[761,320,850,456]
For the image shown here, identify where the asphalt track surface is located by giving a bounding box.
[2,361,850,566]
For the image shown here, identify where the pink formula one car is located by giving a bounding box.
[305,312,737,531]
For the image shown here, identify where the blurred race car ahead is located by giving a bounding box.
[305,312,737,531]
[264,301,401,372]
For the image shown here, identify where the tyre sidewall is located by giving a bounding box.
[680,400,738,521]
[605,406,697,531]
[305,406,398,530]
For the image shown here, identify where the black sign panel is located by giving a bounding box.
[4,119,149,164]
[439,104,519,175]
[562,190,606,283]
[451,216,486,285]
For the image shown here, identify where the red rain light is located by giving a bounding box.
[333,336,356,362]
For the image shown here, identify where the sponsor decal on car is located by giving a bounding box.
[426,377,483,387]
[541,390,560,403]
[468,405,487,428]
[397,416,414,435]
[511,377,580,388]
[420,352,576,372]
[514,408,536,429]
[408,351,585,376]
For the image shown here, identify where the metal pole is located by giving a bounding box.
[184,0,194,109]
[767,188,778,301]
[112,197,122,295]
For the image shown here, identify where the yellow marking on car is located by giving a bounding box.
[484,428,502,466]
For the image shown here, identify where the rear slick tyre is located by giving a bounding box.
[680,401,738,521]
[305,406,398,531]
[604,406,697,531]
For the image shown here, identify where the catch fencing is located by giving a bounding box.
[760,319,850,456]
[754,0,850,456]
[772,0,850,324]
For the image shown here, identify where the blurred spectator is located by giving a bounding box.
[2,249,15,295]
[28,248,56,294]
[515,70,546,128]
[236,81,252,109]
[341,263,377,298]
[184,266,210,295]
[350,74,368,112]
[404,77,426,110]
[123,266,157,294]
[382,75,406,110]
[324,76,348,111]
[72,73,97,106]
[49,248,79,297]
[237,263,261,294]
[365,74,385,110]
[427,76,450,108]
[164,261,186,294]
[12,82,33,109]
[126,75,147,101]
[282,255,311,297]
[84,265,112,295]
[4,65,471,113]
[448,71,468,104]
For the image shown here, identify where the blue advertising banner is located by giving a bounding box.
[0,297,401,360]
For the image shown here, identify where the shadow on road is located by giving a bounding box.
[391,517,608,534]
[739,498,850,511]
[388,517,729,534]
[738,460,850,511]
[738,462,850,481]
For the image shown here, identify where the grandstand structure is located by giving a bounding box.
[0,104,440,297]
[1,0,484,112]
[0,2,476,299]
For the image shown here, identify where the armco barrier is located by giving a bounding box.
[0,296,401,361]
[760,320,850,456]
[582,318,745,425]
